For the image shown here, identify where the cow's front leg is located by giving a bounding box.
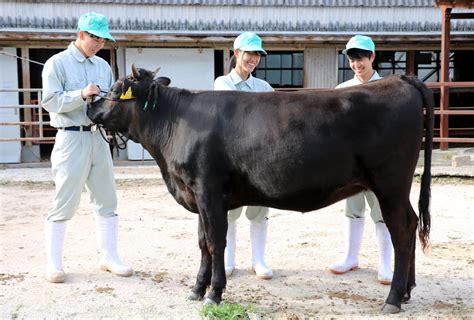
[203,210,227,305]
[188,216,212,301]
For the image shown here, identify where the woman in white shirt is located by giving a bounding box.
[214,32,273,279]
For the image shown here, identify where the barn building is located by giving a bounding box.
[0,0,473,162]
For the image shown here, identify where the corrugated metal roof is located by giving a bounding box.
[2,15,472,33]
[8,0,438,6]
[2,3,472,33]
[1,1,473,45]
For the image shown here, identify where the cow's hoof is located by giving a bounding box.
[402,293,411,303]
[203,297,218,305]
[186,291,203,301]
[382,303,401,314]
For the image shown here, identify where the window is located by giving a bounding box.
[374,51,407,77]
[417,51,454,82]
[338,50,406,83]
[337,50,456,84]
[256,51,304,88]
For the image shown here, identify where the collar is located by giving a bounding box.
[68,41,96,64]
[353,71,381,84]
[229,69,254,88]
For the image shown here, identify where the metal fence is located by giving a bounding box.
[0,88,55,143]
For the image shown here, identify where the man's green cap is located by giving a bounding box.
[234,32,267,55]
[342,35,375,55]
[77,12,115,42]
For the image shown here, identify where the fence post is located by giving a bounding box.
[20,46,33,148]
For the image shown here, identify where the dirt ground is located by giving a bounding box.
[1,172,473,319]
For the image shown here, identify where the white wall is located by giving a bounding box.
[304,48,338,89]
[123,48,215,160]
[0,48,21,163]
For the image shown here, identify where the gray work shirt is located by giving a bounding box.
[214,69,273,92]
[41,42,113,128]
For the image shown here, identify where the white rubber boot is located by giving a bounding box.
[45,220,66,283]
[376,222,393,285]
[224,220,237,277]
[250,219,273,279]
[329,217,365,274]
[96,215,133,277]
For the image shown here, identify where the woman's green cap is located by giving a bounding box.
[234,32,267,55]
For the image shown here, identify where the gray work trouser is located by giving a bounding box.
[345,190,384,223]
[228,206,269,223]
[47,128,117,222]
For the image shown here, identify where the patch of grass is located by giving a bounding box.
[200,302,256,320]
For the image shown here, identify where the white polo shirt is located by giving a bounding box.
[336,71,382,89]
[214,69,273,93]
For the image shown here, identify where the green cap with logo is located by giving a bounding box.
[234,32,267,55]
[77,12,115,42]
[342,35,375,55]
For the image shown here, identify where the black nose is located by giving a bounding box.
[86,99,104,122]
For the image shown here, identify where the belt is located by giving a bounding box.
[58,125,96,132]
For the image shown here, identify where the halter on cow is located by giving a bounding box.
[87,65,434,314]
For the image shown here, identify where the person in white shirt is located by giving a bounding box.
[214,32,273,279]
[329,35,393,285]
[41,12,133,283]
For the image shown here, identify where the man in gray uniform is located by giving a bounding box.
[329,35,393,285]
[42,12,132,283]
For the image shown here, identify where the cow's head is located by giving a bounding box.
[87,64,170,139]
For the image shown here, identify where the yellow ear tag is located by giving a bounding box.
[120,87,134,100]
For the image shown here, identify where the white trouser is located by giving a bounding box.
[227,206,269,223]
[47,129,117,222]
[345,191,384,223]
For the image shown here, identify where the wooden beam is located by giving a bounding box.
[20,46,33,148]
[450,13,474,19]
[435,0,474,8]
[406,51,416,75]
[439,5,452,150]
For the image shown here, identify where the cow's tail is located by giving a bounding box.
[404,75,434,252]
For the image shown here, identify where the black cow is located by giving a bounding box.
[87,65,433,314]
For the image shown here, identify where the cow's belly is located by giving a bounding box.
[252,183,367,213]
[263,185,367,212]
[166,174,199,213]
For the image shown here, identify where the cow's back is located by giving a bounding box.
[194,77,423,208]
[162,76,425,212]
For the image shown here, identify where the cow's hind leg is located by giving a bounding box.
[188,216,212,301]
[380,200,418,314]
[402,205,418,303]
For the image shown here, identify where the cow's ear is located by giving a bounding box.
[155,77,171,87]
[120,79,136,100]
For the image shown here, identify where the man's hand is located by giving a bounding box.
[81,83,100,100]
